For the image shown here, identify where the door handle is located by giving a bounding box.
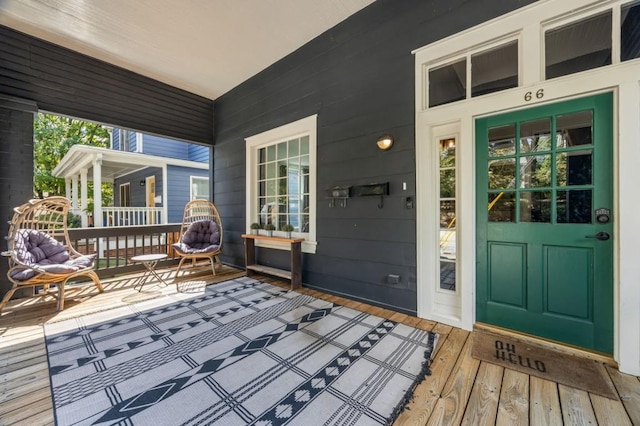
[585,231,610,241]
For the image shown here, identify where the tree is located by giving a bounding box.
[33,113,113,206]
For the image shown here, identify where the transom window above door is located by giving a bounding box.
[421,0,640,111]
[428,40,519,108]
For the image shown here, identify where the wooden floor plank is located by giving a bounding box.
[461,362,503,426]
[427,335,480,426]
[496,368,529,426]
[606,365,640,424]
[530,376,562,426]
[0,267,637,426]
[590,393,633,426]
[558,384,598,425]
[394,328,470,425]
[0,386,51,417]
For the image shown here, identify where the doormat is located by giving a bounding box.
[471,329,618,400]
[45,277,438,425]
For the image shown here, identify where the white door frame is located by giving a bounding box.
[414,0,640,375]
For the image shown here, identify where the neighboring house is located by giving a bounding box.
[3,0,640,377]
[52,129,210,226]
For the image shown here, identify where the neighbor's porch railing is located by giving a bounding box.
[103,207,164,226]
[70,207,165,227]
[68,224,181,278]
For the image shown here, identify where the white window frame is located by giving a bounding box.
[245,115,317,254]
[190,176,210,200]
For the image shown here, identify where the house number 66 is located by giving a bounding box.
[524,89,544,102]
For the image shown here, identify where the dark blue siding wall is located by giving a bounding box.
[188,144,210,162]
[114,167,163,208]
[129,131,138,152]
[143,134,189,160]
[213,0,535,314]
[112,129,120,150]
[167,166,209,223]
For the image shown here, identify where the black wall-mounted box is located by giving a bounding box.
[352,182,389,197]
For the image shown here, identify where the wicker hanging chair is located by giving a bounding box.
[172,200,223,276]
[0,196,103,312]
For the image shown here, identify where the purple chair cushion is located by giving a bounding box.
[9,230,96,281]
[15,230,70,265]
[172,220,221,254]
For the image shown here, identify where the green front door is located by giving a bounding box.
[476,93,614,354]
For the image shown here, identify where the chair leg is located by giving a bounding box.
[57,282,66,311]
[0,287,19,314]
[175,257,188,277]
[89,271,104,293]
[210,257,216,276]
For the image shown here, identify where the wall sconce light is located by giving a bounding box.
[140,180,145,187]
[376,135,394,151]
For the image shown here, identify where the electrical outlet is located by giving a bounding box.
[386,274,401,285]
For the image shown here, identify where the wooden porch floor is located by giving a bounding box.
[1,265,639,425]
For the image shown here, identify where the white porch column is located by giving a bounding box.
[65,178,71,202]
[92,154,103,227]
[80,169,88,227]
[72,175,79,212]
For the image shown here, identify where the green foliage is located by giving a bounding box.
[282,223,294,232]
[67,213,82,228]
[264,223,276,231]
[34,113,113,206]
[250,222,261,229]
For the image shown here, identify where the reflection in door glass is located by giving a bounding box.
[622,1,640,62]
[520,191,551,223]
[557,150,593,186]
[440,261,456,291]
[520,155,552,188]
[440,170,455,198]
[489,158,515,190]
[545,11,612,79]
[557,189,592,223]
[488,192,515,222]
[429,59,467,107]
[488,124,516,157]
[556,111,593,148]
[471,41,519,97]
[520,118,551,152]
[439,137,457,292]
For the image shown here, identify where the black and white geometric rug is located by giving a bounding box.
[44,277,438,425]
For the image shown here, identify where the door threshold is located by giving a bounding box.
[474,323,617,368]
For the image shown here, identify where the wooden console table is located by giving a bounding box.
[241,234,304,289]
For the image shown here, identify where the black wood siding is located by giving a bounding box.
[0,25,213,144]
[0,97,37,297]
[213,0,535,314]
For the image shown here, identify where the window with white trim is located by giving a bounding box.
[245,115,317,253]
[191,176,209,200]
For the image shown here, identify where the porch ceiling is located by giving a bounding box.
[0,0,374,100]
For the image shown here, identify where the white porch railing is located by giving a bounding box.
[68,207,165,226]
[102,207,164,226]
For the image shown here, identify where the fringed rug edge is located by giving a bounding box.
[385,332,439,425]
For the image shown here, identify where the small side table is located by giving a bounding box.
[241,234,304,290]
[131,253,171,292]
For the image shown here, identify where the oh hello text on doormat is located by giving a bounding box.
[494,339,546,373]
